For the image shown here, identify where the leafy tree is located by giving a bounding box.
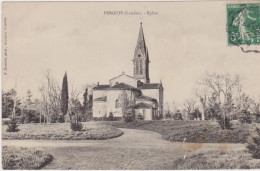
[190,108,202,120]
[61,72,69,117]
[238,109,252,124]
[173,110,183,120]
[2,90,21,118]
[6,117,19,132]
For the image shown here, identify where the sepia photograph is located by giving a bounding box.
[1,1,260,170]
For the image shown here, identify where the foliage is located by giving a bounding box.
[216,114,232,130]
[165,112,171,119]
[70,122,83,131]
[6,117,19,132]
[108,112,114,121]
[39,70,62,123]
[246,126,260,159]
[238,110,252,124]
[61,72,69,117]
[2,146,53,170]
[123,112,135,122]
[83,88,88,114]
[137,114,144,120]
[19,110,43,124]
[173,110,183,120]
[190,108,201,120]
[2,89,21,118]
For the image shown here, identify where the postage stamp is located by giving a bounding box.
[227,3,260,46]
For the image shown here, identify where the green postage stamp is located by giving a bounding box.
[227,3,260,46]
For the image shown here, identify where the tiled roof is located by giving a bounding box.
[93,85,110,90]
[94,96,107,102]
[130,102,153,109]
[136,95,157,102]
[138,83,161,89]
[110,83,140,92]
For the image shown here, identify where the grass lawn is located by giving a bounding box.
[2,146,53,170]
[2,122,123,140]
[105,120,256,143]
[172,149,260,169]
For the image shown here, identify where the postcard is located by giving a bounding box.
[2,1,260,170]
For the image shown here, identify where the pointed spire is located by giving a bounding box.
[135,22,148,58]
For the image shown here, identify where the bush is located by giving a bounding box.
[70,122,83,131]
[123,113,135,122]
[216,114,232,130]
[6,117,19,132]
[246,126,260,159]
[137,114,144,120]
[238,110,252,124]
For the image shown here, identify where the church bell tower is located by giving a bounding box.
[133,22,150,83]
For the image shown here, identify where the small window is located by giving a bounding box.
[115,99,119,108]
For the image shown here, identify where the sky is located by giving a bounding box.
[2,1,260,105]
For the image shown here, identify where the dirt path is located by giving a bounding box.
[2,128,245,170]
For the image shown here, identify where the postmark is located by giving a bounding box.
[227,3,260,46]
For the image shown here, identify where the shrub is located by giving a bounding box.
[216,114,232,129]
[137,114,144,120]
[108,112,114,121]
[246,126,260,159]
[6,117,19,132]
[70,122,83,131]
[238,110,252,124]
[123,113,135,122]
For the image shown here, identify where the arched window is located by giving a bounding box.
[136,60,140,75]
[140,60,143,75]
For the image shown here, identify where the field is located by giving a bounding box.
[2,122,123,140]
[2,146,53,170]
[106,120,256,143]
[172,149,260,169]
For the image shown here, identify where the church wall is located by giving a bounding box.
[134,109,153,120]
[141,88,163,115]
[93,101,107,118]
[106,90,136,117]
[110,74,137,87]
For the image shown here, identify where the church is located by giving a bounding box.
[92,23,164,120]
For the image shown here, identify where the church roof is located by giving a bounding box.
[109,72,136,81]
[94,96,107,102]
[138,83,161,89]
[110,83,141,92]
[130,102,153,109]
[93,85,110,90]
[136,95,157,103]
[134,22,149,60]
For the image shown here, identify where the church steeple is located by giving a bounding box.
[133,22,150,83]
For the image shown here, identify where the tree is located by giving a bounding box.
[61,72,69,117]
[2,89,21,118]
[183,98,196,120]
[173,110,183,120]
[82,88,88,114]
[26,89,32,101]
[190,108,202,120]
[250,97,260,122]
[39,70,61,123]
[198,72,243,129]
